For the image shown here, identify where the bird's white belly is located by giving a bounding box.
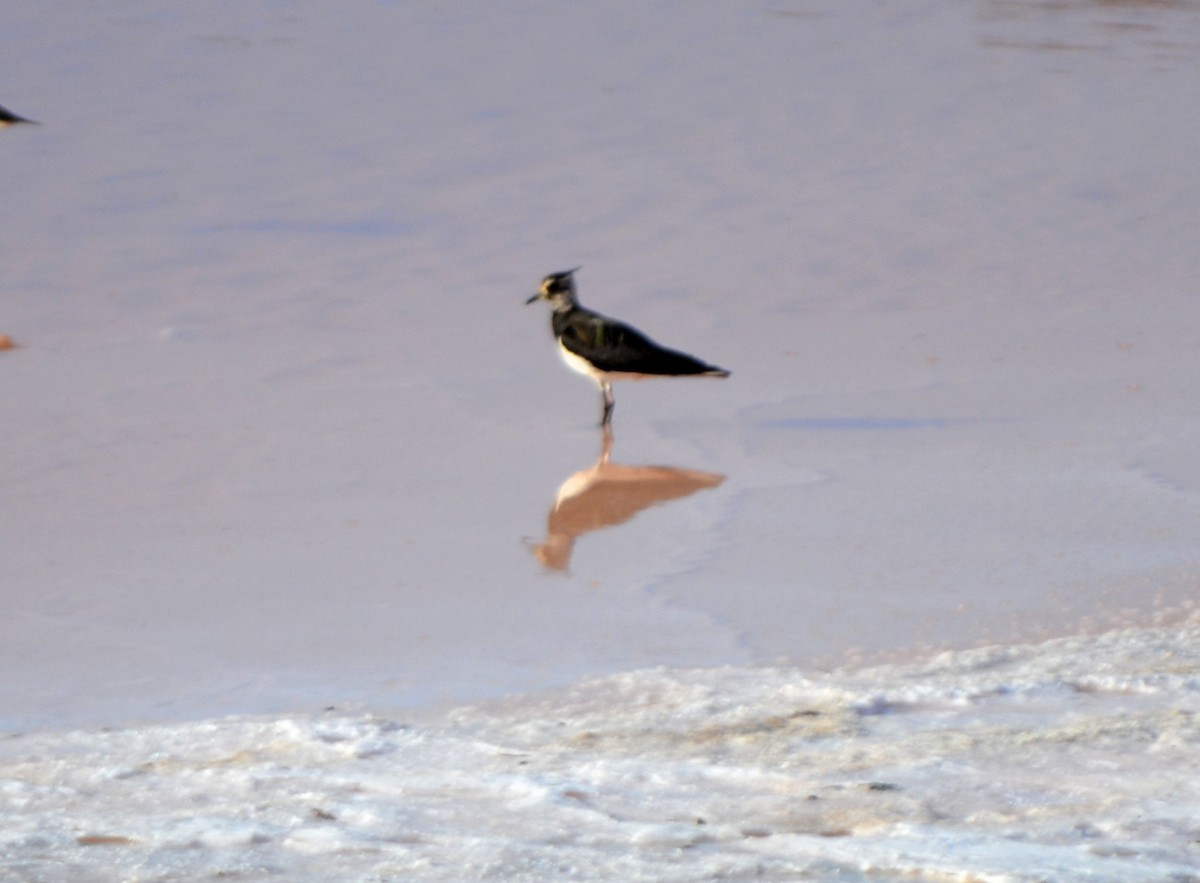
[558,342,606,381]
[557,341,652,383]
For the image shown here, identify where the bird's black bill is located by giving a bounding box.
[525,293,541,305]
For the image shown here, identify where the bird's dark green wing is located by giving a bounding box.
[554,309,723,376]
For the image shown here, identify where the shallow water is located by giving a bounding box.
[4,2,1200,877]
[2,0,1199,739]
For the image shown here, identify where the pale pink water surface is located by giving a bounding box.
[2,0,1199,731]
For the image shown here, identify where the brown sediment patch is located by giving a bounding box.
[77,834,137,846]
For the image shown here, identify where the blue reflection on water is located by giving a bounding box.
[191,218,417,236]
[763,417,954,431]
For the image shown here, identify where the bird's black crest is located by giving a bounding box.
[541,267,580,295]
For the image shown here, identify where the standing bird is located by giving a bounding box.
[0,103,37,127]
[526,268,729,426]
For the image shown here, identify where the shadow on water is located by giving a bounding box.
[529,428,725,572]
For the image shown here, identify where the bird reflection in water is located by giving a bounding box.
[531,428,725,571]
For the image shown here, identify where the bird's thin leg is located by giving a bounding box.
[600,381,615,426]
[599,423,614,464]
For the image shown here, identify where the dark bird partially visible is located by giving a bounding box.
[526,268,729,426]
[0,103,37,127]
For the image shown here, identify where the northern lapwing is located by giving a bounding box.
[0,103,36,127]
[526,268,729,426]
